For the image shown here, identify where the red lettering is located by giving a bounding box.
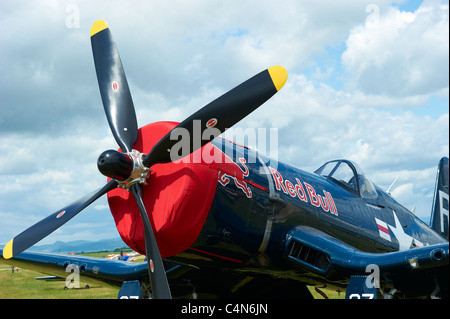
[325,191,338,216]
[318,193,330,212]
[269,167,287,193]
[269,168,338,217]
[304,183,320,207]
[295,178,308,202]
[285,180,296,197]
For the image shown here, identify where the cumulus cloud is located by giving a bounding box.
[245,74,448,171]
[342,1,449,98]
[0,0,448,245]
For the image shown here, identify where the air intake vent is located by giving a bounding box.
[288,240,330,271]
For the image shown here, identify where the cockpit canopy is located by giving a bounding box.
[314,159,378,199]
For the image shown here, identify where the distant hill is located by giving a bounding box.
[29,238,128,254]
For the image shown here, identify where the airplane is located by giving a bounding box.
[0,20,448,300]
[107,251,140,261]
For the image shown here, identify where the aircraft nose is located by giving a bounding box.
[107,122,218,258]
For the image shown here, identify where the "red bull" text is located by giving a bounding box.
[269,167,338,216]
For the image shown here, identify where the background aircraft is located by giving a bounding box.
[107,251,140,261]
[1,20,448,299]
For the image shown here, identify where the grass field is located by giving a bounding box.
[0,251,128,299]
[0,263,119,299]
[1,252,343,299]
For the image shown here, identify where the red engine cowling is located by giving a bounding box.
[107,121,218,258]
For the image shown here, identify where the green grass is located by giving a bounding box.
[0,250,148,299]
[1,252,343,299]
[0,250,128,299]
[0,263,119,299]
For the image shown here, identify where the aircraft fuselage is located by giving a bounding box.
[167,136,446,273]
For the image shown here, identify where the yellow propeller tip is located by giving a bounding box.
[3,239,14,259]
[268,66,288,92]
[90,19,109,37]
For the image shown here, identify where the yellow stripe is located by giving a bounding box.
[268,66,288,92]
[3,239,14,259]
[90,19,109,37]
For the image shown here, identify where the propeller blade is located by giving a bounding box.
[2,180,118,259]
[91,20,138,153]
[143,66,287,167]
[130,184,172,299]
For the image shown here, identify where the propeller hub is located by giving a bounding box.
[97,149,150,189]
[97,150,133,181]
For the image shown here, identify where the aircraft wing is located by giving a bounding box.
[0,248,151,289]
[285,226,449,298]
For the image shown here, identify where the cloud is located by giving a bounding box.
[245,74,448,170]
[0,0,448,246]
[342,1,449,98]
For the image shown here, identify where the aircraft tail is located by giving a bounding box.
[430,157,449,240]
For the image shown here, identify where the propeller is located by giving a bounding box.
[2,180,117,259]
[2,19,287,299]
[90,20,138,153]
[143,65,287,167]
[131,184,172,299]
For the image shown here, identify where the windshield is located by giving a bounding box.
[314,160,378,198]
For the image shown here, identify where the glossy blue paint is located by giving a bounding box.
[175,139,446,266]
[2,137,448,298]
[168,139,448,297]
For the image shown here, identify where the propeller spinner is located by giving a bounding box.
[2,19,288,299]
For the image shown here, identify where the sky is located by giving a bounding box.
[0,0,448,247]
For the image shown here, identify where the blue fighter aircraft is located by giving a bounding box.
[1,20,448,299]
